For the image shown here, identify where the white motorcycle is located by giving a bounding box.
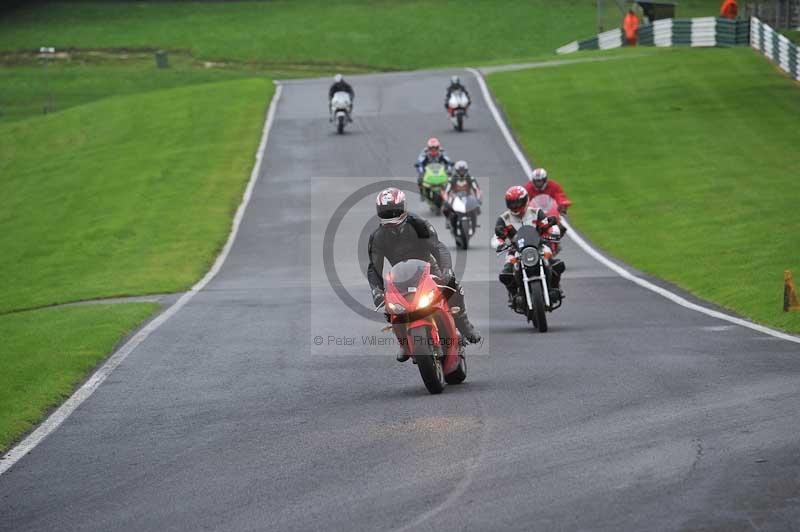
[447,90,470,131]
[330,91,352,134]
[447,191,481,249]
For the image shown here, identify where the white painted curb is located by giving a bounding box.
[0,83,285,476]
[466,67,800,346]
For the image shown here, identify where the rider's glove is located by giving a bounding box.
[441,268,455,286]
[372,289,385,308]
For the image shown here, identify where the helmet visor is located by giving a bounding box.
[507,197,527,213]
[378,209,407,226]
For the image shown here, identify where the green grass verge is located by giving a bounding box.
[0,303,158,452]
[488,47,800,333]
[0,53,360,124]
[0,77,273,313]
[0,56,265,123]
[0,0,723,71]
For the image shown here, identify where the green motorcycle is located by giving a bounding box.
[421,162,449,215]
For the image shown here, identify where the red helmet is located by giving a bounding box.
[505,185,529,216]
[426,137,441,158]
[376,187,407,226]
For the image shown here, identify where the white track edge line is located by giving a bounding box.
[0,83,285,476]
[466,67,800,345]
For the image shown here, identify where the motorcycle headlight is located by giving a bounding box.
[521,247,539,267]
[417,291,435,309]
[387,302,406,314]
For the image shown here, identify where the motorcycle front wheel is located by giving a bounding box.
[458,231,469,250]
[529,282,548,333]
[411,329,445,394]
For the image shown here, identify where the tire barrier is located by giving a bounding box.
[751,17,800,82]
[556,17,751,54]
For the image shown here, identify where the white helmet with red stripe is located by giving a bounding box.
[376,188,407,226]
[530,167,548,191]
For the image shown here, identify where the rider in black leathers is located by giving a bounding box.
[369,188,481,361]
[444,75,470,110]
[328,74,354,120]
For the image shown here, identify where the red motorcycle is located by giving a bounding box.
[380,259,467,394]
[530,193,564,255]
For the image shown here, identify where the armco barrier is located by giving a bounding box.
[751,17,800,81]
[556,17,751,54]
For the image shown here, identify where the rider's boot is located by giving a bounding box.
[551,259,566,299]
[454,312,481,344]
[499,262,514,287]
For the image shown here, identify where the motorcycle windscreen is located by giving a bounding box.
[451,194,467,213]
[423,164,448,186]
[531,194,556,213]
[513,225,542,249]
[451,192,479,213]
[386,259,429,294]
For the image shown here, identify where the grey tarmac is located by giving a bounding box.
[1,69,799,532]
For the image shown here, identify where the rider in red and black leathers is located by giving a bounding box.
[369,188,481,360]
[523,167,572,214]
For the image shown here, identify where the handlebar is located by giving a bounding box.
[496,243,513,255]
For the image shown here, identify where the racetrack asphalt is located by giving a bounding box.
[1,69,799,532]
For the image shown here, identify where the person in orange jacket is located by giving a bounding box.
[623,9,640,46]
[720,0,738,20]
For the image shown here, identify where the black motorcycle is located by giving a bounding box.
[497,225,564,332]
[446,191,480,249]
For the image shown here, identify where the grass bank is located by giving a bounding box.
[488,47,800,334]
[0,77,272,452]
[1,78,273,313]
[0,53,352,124]
[0,303,158,451]
[0,0,723,71]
